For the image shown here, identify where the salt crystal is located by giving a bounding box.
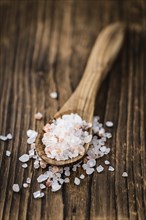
[80,174,85,179]
[96,165,104,173]
[74,177,80,185]
[64,170,70,176]
[50,92,58,99]
[86,167,94,175]
[26,177,31,184]
[31,143,35,149]
[106,121,114,127]
[64,178,70,183]
[122,172,128,177]
[33,191,44,199]
[34,160,40,169]
[105,148,110,154]
[6,150,11,157]
[40,183,46,189]
[34,112,43,120]
[100,146,107,153]
[105,132,112,139]
[12,184,20,192]
[23,183,28,188]
[51,182,61,192]
[37,173,50,183]
[7,133,13,140]
[22,163,28,168]
[104,160,110,165]
[0,135,7,141]
[87,159,96,167]
[19,154,29,162]
[108,166,115,171]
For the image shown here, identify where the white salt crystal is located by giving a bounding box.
[122,172,128,177]
[0,135,7,141]
[12,184,20,192]
[108,166,115,171]
[74,177,80,185]
[100,146,106,153]
[19,154,29,162]
[50,92,58,99]
[64,178,70,183]
[96,165,104,173]
[64,170,70,176]
[40,183,46,189]
[7,133,13,140]
[34,112,43,120]
[23,183,28,188]
[87,159,96,167]
[105,148,110,154]
[26,177,31,184]
[6,150,11,157]
[105,132,112,139]
[33,191,44,199]
[22,163,28,168]
[86,167,94,175]
[34,160,40,169]
[80,174,85,179]
[104,160,110,165]
[37,173,50,183]
[106,121,114,127]
[51,182,61,192]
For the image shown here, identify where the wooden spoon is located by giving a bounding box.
[36,22,125,166]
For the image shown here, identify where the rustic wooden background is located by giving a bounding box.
[0,0,146,220]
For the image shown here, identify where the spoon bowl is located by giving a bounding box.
[35,23,125,166]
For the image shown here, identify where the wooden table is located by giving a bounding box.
[0,0,146,219]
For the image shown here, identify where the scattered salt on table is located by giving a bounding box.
[50,92,58,99]
[0,135,7,141]
[80,174,85,179]
[22,163,28,168]
[6,150,11,157]
[34,112,43,120]
[19,154,29,163]
[12,184,20,192]
[96,165,104,173]
[7,133,13,140]
[104,160,110,165]
[74,177,80,185]
[105,121,114,128]
[122,172,128,177]
[40,183,46,189]
[33,191,44,199]
[108,166,115,172]
[23,183,29,188]
[26,177,31,184]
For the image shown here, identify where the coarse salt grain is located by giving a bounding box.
[19,154,29,163]
[33,191,44,199]
[50,92,58,99]
[22,163,28,168]
[6,150,11,157]
[104,160,110,165]
[80,174,85,179]
[122,172,128,177]
[0,135,7,141]
[64,178,70,183]
[26,178,31,184]
[74,177,80,185]
[7,133,13,140]
[23,183,29,188]
[108,166,115,172]
[96,165,104,173]
[34,112,43,120]
[40,183,46,189]
[12,184,20,192]
[86,167,94,175]
[105,121,114,127]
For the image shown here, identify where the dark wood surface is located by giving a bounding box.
[0,0,146,220]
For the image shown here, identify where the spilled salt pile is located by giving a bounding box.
[42,113,92,161]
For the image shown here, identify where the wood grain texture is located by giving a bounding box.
[0,0,146,220]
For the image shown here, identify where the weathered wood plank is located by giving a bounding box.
[0,0,146,220]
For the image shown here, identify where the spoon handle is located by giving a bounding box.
[56,23,125,121]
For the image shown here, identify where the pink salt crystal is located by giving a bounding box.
[40,160,47,169]
[46,178,52,187]
[52,166,59,173]
[34,112,43,120]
